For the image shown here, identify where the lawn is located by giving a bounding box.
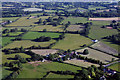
[30,25,64,32]
[17,61,81,78]
[4,40,56,49]
[2,37,16,47]
[62,17,88,24]
[108,62,120,72]
[2,52,31,64]
[2,32,24,36]
[5,17,40,27]
[52,34,92,50]
[22,32,61,40]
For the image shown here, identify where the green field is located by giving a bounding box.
[1,17,20,21]
[4,40,56,49]
[108,62,120,72]
[2,37,16,47]
[31,25,64,32]
[52,34,92,50]
[2,32,24,36]
[2,67,13,79]
[2,52,31,64]
[17,62,81,78]
[22,32,61,40]
[88,6,106,10]
[62,17,88,24]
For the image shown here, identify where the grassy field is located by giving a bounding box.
[66,25,84,32]
[64,59,99,68]
[4,40,56,49]
[52,34,92,50]
[76,48,118,63]
[88,6,106,10]
[3,27,33,31]
[2,67,13,79]
[5,17,40,27]
[22,32,61,40]
[2,32,24,36]
[17,61,81,78]
[28,13,43,16]
[30,25,64,32]
[2,37,16,47]
[108,62,120,72]
[1,17,20,21]
[62,17,88,24]
[2,52,31,64]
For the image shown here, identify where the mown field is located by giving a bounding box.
[76,48,118,63]
[30,25,64,32]
[52,34,92,50]
[108,62,120,72]
[3,40,56,49]
[22,32,61,40]
[17,62,81,78]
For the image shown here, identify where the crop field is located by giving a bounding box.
[44,10,56,12]
[52,34,92,50]
[2,37,16,47]
[64,59,99,68]
[62,17,88,24]
[5,17,40,27]
[23,8,42,12]
[17,62,81,78]
[22,32,61,40]
[2,52,31,64]
[108,62,120,72]
[28,13,43,16]
[88,6,106,10]
[66,25,84,32]
[76,48,118,63]
[3,27,33,31]
[2,32,24,36]
[4,40,56,49]
[1,17,20,21]
[91,41,118,55]
[30,25,64,32]
[89,17,119,21]
[46,73,74,78]
[31,49,58,56]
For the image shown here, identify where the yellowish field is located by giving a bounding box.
[31,25,64,32]
[66,25,84,32]
[4,40,56,49]
[89,17,119,21]
[76,48,118,63]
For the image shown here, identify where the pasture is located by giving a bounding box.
[17,62,81,78]
[22,32,61,40]
[64,59,99,68]
[1,17,20,21]
[88,6,106,10]
[2,32,24,36]
[3,40,56,49]
[76,48,118,63]
[66,25,84,32]
[31,49,58,56]
[52,34,92,50]
[30,25,64,32]
[23,8,42,12]
[108,62,120,72]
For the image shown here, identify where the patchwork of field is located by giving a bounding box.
[2,52,31,64]
[4,40,56,49]
[22,32,61,40]
[89,17,119,21]
[30,25,64,32]
[66,25,84,32]
[91,41,118,55]
[108,62,120,72]
[2,32,24,36]
[17,62,81,78]
[5,17,40,27]
[31,49,58,56]
[76,48,118,63]
[52,34,92,50]
[64,59,99,68]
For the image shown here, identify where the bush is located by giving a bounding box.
[83,49,89,55]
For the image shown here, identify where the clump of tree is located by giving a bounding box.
[33,36,51,42]
[83,49,89,55]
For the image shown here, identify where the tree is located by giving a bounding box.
[83,49,89,55]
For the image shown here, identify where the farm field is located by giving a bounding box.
[2,52,31,64]
[76,48,118,63]
[30,25,64,32]
[2,37,16,47]
[31,49,58,56]
[46,73,74,78]
[89,17,119,21]
[108,62,120,72]
[64,59,99,68]
[28,13,43,16]
[88,6,106,10]
[66,25,84,32]
[2,32,24,36]
[52,34,92,50]
[2,67,13,79]
[4,40,56,49]
[5,17,40,27]
[17,62,81,78]
[1,17,20,21]
[62,17,88,24]
[22,32,61,40]
[23,8,42,12]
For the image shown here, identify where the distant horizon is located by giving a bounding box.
[1,0,119,2]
